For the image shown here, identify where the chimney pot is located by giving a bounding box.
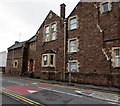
[15,41,19,44]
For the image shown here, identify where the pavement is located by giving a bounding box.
[18,76,120,94]
[2,74,120,105]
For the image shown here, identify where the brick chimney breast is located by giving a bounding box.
[60,3,66,19]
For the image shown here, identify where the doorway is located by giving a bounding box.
[29,59,34,72]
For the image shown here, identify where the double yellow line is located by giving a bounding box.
[1,89,43,106]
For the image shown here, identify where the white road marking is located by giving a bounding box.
[75,90,119,103]
[75,90,94,96]
[38,87,82,98]
[31,83,37,85]
[108,102,119,105]
[92,95,119,103]
[27,90,37,93]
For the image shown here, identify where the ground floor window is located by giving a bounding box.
[42,54,55,67]
[68,60,78,72]
[112,47,120,68]
[13,60,18,68]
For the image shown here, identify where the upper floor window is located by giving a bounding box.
[51,24,56,40]
[68,38,78,53]
[44,23,57,42]
[102,3,109,12]
[112,47,120,68]
[68,16,78,30]
[100,2,111,13]
[42,54,55,67]
[45,26,50,42]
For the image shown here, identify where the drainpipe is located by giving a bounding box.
[95,3,112,86]
[63,19,67,81]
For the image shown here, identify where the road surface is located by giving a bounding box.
[1,74,120,105]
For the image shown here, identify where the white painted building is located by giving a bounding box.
[0,51,7,67]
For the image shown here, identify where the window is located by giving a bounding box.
[70,62,77,72]
[42,54,55,67]
[68,60,78,72]
[112,47,120,68]
[50,55,54,65]
[114,49,120,56]
[45,26,50,42]
[102,3,109,12]
[68,38,78,53]
[44,23,57,42]
[51,24,56,40]
[43,55,48,66]
[13,60,18,68]
[69,17,77,30]
[100,2,111,13]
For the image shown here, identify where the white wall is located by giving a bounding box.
[0,51,7,67]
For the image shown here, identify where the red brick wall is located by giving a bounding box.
[6,48,23,75]
[28,42,36,59]
[66,2,120,86]
[27,42,36,71]
[35,11,65,80]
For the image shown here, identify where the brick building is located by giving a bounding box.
[27,35,36,72]
[65,2,120,87]
[6,41,28,75]
[6,35,37,76]
[35,4,66,80]
[6,2,120,87]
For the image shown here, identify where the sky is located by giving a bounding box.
[0,0,81,52]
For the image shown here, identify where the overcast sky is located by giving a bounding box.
[0,0,81,52]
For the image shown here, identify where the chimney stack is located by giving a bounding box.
[15,41,19,44]
[60,3,66,19]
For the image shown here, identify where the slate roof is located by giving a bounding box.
[8,41,27,51]
[28,35,36,43]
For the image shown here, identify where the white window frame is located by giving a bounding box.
[42,54,55,67]
[68,38,78,53]
[112,47,120,68]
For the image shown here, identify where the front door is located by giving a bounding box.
[29,59,34,72]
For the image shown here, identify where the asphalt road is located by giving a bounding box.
[2,93,22,104]
[1,74,120,105]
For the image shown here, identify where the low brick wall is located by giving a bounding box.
[111,73,120,88]
[29,71,120,88]
[65,72,120,88]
